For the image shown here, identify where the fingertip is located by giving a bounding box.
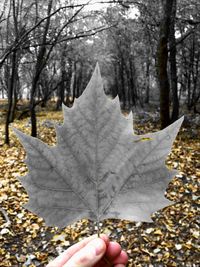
[92,238,107,256]
[113,250,129,265]
[106,241,121,259]
[99,234,109,246]
[120,250,129,263]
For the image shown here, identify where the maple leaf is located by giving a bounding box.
[14,64,184,228]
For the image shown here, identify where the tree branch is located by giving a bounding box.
[0,2,91,67]
[177,18,200,25]
[21,24,115,49]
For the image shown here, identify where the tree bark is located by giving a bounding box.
[187,35,195,110]
[72,61,77,101]
[30,0,53,137]
[56,44,67,110]
[145,59,150,104]
[191,51,199,112]
[10,61,19,122]
[5,50,16,144]
[119,58,126,109]
[169,0,179,122]
[4,0,18,144]
[157,0,174,129]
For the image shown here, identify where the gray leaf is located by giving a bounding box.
[14,63,184,228]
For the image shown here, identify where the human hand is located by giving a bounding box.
[47,234,128,267]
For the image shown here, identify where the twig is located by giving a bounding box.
[0,207,11,226]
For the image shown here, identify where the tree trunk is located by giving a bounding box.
[119,58,126,109]
[65,59,73,106]
[70,61,76,103]
[124,59,132,109]
[10,65,19,122]
[129,56,137,107]
[30,0,53,137]
[72,61,77,101]
[30,107,37,136]
[56,79,65,110]
[56,66,66,110]
[113,64,119,98]
[5,51,16,144]
[56,45,67,110]
[2,89,4,99]
[77,63,83,97]
[190,36,199,110]
[30,78,38,137]
[187,36,194,110]
[187,72,191,110]
[145,60,150,104]
[157,0,174,129]
[169,0,179,122]
[10,84,17,122]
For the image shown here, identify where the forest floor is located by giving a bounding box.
[0,109,199,267]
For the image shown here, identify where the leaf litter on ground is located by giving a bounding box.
[0,116,199,266]
[0,66,199,266]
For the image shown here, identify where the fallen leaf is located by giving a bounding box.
[175,244,182,250]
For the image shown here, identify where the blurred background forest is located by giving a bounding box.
[0,0,200,144]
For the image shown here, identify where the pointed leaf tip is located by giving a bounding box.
[95,62,101,75]
[92,62,102,82]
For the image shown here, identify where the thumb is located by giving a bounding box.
[63,238,106,267]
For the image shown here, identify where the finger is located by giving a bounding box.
[105,241,121,260]
[47,234,108,267]
[100,234,110,246]
[63,238,106,267]
[113,251,129,265]
[95,243,128,267]
[94,250,128,267]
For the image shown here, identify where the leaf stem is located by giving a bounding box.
[96,222,113,267]
[97,219,100,237]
